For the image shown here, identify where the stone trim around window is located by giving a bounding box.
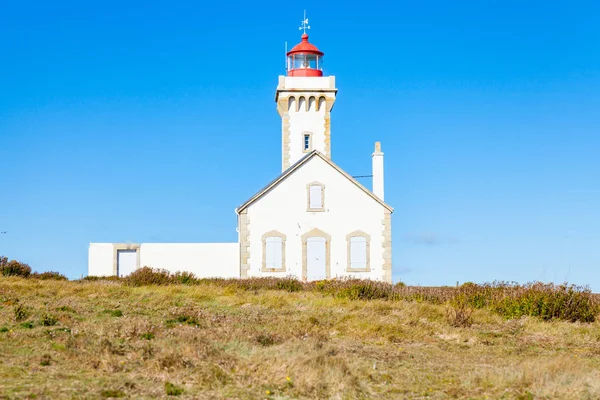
[306,181,326,212]
[112,243,141,276]
[261,230,286,272]
[301,228,331,281]
[345,230,371,273]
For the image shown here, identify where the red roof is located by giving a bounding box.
[287,34,324,56]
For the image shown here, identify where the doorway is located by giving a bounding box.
[117,249,137,277]
[302,228,331,281]
[306,237,326,280]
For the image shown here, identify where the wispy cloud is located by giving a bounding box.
[402,232,459,246]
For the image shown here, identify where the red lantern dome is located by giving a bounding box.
[286,33,324,77]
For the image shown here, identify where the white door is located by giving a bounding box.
[306,237,327,281]
[117,250,137,277]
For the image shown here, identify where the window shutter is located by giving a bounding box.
[309,185,322,209]
[266,237,283,269]
[273,238,283,269]
[350,237,367,269]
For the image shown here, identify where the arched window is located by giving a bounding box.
[308,96,316,111]
[317,96,326,112]
[298,97,306,112]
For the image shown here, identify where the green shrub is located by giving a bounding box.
[445,303,473,327]
[40,313,58,326]
[165,382,184,396]
[14,304,30,322]
[102,309,123,317]
[56,305,76,313]
[82,275,121,282]
[21,321,35,329]
[0,326,9,333]
[2,260,32,278]
[255,333,278,347]
[40,354,52,366]
[100,389,125,398]
[275,277,304,292]
[124,267,174,286]
[173,271,197,285]
[166,314,199,327]
[141,332,155,340]
[317,279,393,300]
[31,271,68,281]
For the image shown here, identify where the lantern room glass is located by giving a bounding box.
[288,54,322,71]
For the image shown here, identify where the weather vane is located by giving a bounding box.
[299,10,310,34]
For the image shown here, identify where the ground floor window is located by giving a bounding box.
[261,231,286,272]
[346,231,371,272]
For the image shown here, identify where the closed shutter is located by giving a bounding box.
[309,185,323,209]
[266,237,283,269]
[350,237,367,269]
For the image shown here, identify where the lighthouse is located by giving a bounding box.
[275,18,337,171]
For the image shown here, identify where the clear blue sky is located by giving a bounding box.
[1,1,599,289]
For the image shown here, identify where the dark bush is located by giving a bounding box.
[173,271,198,285]
[445,303,473,327]
[124,267,174,286]
[102,309,123,317]
[40,313,59,326]
[316,278,393,300]
[2,259,32,278]
[100,389,125,398]
[40,354,52,366]
[14,304,30,322]
[81,275,122,282]
[275,277,304,292]
[31,271,68,281]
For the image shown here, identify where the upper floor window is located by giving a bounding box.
[306,182,325,211]
[303,133,312,152]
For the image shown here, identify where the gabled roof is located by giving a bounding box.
[236,150,394,214]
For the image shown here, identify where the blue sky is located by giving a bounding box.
[1,1,599,289]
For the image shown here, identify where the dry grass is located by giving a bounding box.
[1,277,600,399]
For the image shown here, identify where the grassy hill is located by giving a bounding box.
[1,271,599,399]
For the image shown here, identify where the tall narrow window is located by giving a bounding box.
[349,237,367,270]
[261,231,286,272]
[265,237,283,269]
[307,182,325,211]
[302,132,312,153]
[346,231,371,272]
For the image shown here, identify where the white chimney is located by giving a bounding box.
[372,141,384,201]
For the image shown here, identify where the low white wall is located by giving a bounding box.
[88,242,240,279]
[88,243,114,277]
[140,243,239,279]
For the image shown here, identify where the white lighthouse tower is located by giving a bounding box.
[275,18,337,171]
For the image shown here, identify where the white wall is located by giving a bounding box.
[88,243,114,277]
[140,243,239,278]
[87,243,239,279]
[246,155,387,281]
[281,76,335,90]
[277,75,337,169]
[287,95,328,166]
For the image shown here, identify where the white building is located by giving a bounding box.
[88,29,394,282]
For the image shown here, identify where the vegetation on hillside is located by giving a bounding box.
[1,263,599,398]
